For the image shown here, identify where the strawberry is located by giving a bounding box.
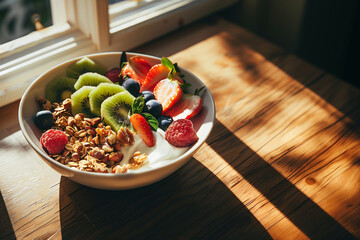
[130,113,155,147]
[153,79,183,113]
[141,64,168,92]
[121,56,152,85]
[164,94,202,120]
[141,63,184,92]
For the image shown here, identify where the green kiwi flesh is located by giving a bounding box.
[67,57,106,79]
[89,83,126,117]
[46,77,76,103]
[74,72,112,90]
[71,86,96,118]
[101,91,135,132]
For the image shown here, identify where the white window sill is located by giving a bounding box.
[0,25,96,107]
[107,0,236,51]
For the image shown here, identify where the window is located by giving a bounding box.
[0,0,53,44]
[0,0,236,107]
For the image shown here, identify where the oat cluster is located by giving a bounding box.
[38,97,147,173]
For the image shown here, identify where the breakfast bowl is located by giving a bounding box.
[18,52,215,190]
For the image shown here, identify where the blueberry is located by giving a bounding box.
[143,99,163,118]
[140,91,155,102]
[157,115,173,131]
[34,110,54,130]
[122,78,140,96]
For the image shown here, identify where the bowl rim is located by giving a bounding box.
[18,51,216,178]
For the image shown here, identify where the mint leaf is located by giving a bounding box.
[142,113,158,131]
[132,96,145,115]
[162,57,186,82]
[161,57,174,70]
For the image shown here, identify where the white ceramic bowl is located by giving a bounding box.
[18,52,215,190]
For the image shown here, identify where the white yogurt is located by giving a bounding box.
[120,130,189,172]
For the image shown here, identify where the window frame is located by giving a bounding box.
[0,0,236,107]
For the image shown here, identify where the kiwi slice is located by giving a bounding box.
[67,57,107,79]
[74,72,113,90]
[101,91,135,132]
[71,86,96,117]
[46,77,76,103]
[89,83,126,117]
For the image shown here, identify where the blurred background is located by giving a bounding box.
[0,0,52,43]
[1,0,359,87]
[221,0,360,88]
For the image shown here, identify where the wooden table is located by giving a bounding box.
[1,17,360,239]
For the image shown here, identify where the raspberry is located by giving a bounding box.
[105,67,122,84]
[40,129,68,155]
[165,119,198,147]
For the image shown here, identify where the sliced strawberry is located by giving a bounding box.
[121,64,136,80]
[153,79,183,113]
[164,94,202,120]
[141,64,168,92]
[130,113,155,147]
[141,64,184,92]
[121,56,152,85]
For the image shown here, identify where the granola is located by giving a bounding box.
[43,98,147,173]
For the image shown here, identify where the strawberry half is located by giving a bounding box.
[164,94,202,120]
[121,56,152,85]
[153,79,183,113]
[130,113,155,147]
[141,64,184,92]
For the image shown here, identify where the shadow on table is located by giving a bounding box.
[58,159,272,239]
[205,119,357,239]
[0,191,16,240]
[57,120,358,239]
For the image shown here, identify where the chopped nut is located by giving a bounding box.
[109,152,123,162]
[63,98,72,109]
[73,142,84,154]
[72,153,80,161]
[106,133,117,145]
[117,127,134,146]
[114,141,121,151]
[112,165,128,174]
[87,129,96,136]
[102,143,114,153]
[125,128,135,145]
[129,152,147,169]
[89,147,104,160]
[42,99,52,110]
[92,135,100,145]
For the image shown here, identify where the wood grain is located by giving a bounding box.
[1,17,359,239]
